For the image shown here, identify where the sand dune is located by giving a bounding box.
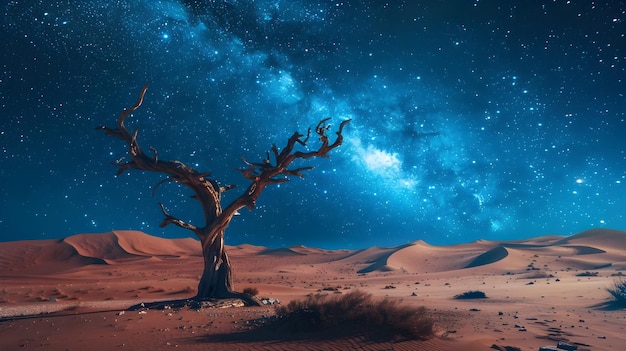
[554,228,626,249]
[258,247,307,256]
[2,228,626,351]
[0,239,107,275]
[464,245,509,268]
[226,244,267,256]
[64,232,147,262]
[338,244,412,273]
[345,229,626,275]
[65,230,201,262]
[0,230,203,275]
[5,229,625,277]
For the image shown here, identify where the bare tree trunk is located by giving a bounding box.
[196,230,261,305]
[196,231,231,298]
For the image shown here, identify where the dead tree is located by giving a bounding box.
[97,85,349,305]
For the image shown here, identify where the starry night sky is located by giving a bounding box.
[1,1,625,249]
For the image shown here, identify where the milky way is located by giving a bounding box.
[1,1,625,248]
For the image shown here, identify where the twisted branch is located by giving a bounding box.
[99,85,350,243]
[224,118,350,220]
[97,85,222,238]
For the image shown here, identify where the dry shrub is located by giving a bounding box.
[243,287,259,296]
[606,278,626,306]
[576,271,599,277]
[454,290,487,299]
[274,290,433,340]
[523,271,553,279]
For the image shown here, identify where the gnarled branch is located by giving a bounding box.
[218,118,350,226]
[158,203,198,231]
[97,85,222,239]
[99,85,350,244]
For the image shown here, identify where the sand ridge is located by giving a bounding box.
[65,230,202,262]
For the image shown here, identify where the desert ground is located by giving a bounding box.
[1,229,626,350]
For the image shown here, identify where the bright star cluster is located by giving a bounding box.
[1,1,625,249]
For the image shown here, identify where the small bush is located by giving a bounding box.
[606,278,626,305]
[454,290,487,299]
[274,290,433,340]
[576,271,599,277]
[524,271,554,279]
[243,287,259,296]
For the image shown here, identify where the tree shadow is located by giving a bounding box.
[127,297,251,311]
[190,314,426,346]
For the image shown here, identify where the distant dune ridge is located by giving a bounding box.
[258,248,307,256]
[64,230,201,261]
[347,228,626,274]
[1,228,626,276]
[0,230,201,275]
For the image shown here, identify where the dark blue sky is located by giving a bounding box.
[1,1,624,249]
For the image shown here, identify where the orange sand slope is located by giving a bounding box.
[1,228,626,351]
[2,228,625,276]
[325,228,626,275]
[0,230,200,274]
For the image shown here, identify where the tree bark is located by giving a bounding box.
[195,230,260,305]
[98,85,348,307]
[196,231,231,299]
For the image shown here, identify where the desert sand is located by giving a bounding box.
[1,229,626,350]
